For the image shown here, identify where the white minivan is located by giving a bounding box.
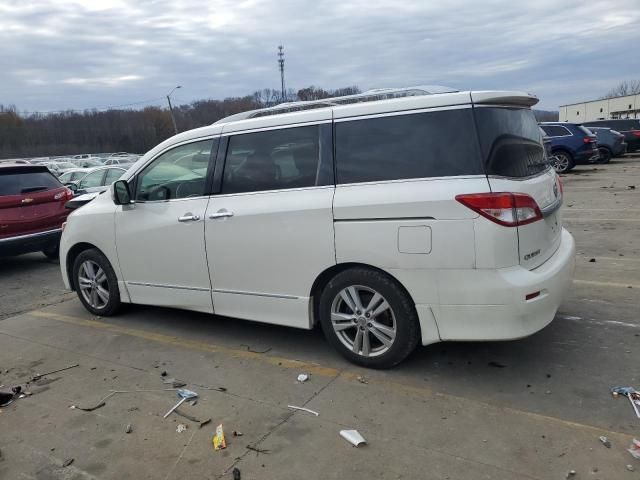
[60,87,576,368]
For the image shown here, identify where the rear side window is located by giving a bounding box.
[540,125,571,137]
[335,108,483,184]
[577,126,594,135]
[222,124,329,194]
[0,171,62,195]
[475,107,547,178]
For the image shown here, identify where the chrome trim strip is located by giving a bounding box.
[221,119,332,137]
[541,197,563,217]
[333,104,472,123]
[126,281,210,292]
[0,228,62,244]
[334,216,435,223]
[212,288,298,300]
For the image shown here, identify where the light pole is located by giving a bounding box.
[166,85,181,134]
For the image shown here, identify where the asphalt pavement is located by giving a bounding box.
[0,154,639,479]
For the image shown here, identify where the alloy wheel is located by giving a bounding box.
[78,260,110,309]
[330,285,397,357]
[551,153,570,173]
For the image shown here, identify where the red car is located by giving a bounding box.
[0,164,73,258]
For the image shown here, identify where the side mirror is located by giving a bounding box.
[113,180,133,205]
[66,182,78,192]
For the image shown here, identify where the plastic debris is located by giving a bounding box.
[356,376,369,384]
[566,470,576,478]
[627,464,635,472]
[240,344,272,354]
[611,386,640,418]
[598,436,611,448]
[62,458,74,467]
[340,429,367,447]
[287,405,319,416]
[164,389,198,419]
[629,438,640,460]
[125,424,133,434]
[233,430,243,437]
[488,361,506,368]
[176,424,187,433]
[213,424,226,450]
[232,467,241,480]
[0,392,14,407]
[162,378,187,388]
[31,364,79,382]
[297,374,309,383]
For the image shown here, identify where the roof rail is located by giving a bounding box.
[213,85,458,124]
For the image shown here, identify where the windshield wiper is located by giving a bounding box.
[20,186,48,193]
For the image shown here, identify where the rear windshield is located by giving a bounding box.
[0,171,62,196]
[475,107,548,178]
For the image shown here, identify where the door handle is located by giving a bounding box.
[178,214,200,222]
[208,210,234,219]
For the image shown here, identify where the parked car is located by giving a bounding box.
[68,158,104,168]
[103,158,137,166]
[0,164,73,258]
[59,168,93,184]
[583,119,640,153]
[586,127,627,162]
[44,161,78,176]
[68,166,127,195]
[539,122,599,173]
[65,191,101,210]
[60,87,575,368]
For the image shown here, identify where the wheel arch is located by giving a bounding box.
[308,262,418,329]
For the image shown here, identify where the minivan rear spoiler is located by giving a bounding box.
[471,91,539,107]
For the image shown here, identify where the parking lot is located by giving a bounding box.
[1,155,639,480]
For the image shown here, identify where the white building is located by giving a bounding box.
[559,94,640,122]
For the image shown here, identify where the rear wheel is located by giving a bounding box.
[551,151,574,173]
[318,268,420,368]
[597,147,612,164]
[72,249,121,316]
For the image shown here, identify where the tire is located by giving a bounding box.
[42,244,59,259]
[318,267,420,368]
[597,147,612,164]
[551,151,574,173]
[72,248,121,316]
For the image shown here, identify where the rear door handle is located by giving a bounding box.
[178,214,200,222]
[209,210,234,219]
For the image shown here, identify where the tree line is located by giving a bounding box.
[0,85,360,159]
[1,84,562,159]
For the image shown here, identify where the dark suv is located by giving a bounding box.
[0,164,73,258]
[583,119,640,153]
[587,127,626,162]
[539,122,599,173]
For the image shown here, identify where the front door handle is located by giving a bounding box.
[208,210,234,219]
[178,213,200,222]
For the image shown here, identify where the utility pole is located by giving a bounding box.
[166,85,181,134]
[278,45,286,102]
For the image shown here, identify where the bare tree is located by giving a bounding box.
[602,80,640,99]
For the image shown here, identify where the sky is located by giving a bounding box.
[1,0,639,113]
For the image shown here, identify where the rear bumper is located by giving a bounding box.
[426,228,575,343]
[614,142,627,156]
[0,229,62,257]
[574,149,600,164]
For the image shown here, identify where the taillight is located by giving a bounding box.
[583,137,595,143]
[632,130,640,138]
[557,175,564,196]
[65,187,74,200]
[455,192,543,227]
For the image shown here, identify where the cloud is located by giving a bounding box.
[1,0,639,112]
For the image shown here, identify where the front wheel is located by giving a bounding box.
[73,248,121,316]
[597,147,612,164]
[318,268,420,368]
[551,151,574,173]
